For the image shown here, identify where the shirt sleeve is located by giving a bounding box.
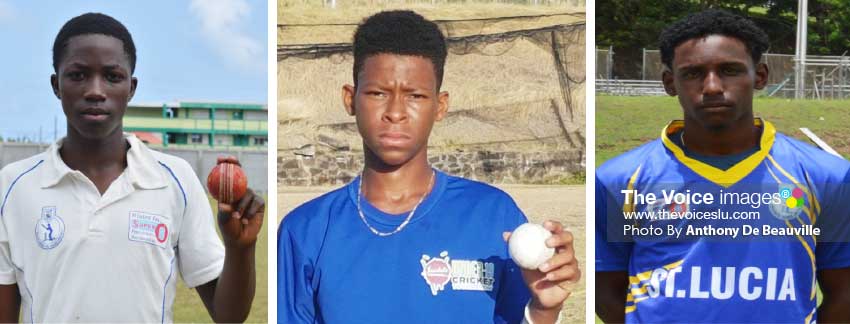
[0,174,16,285]
[175,164,225,288]
[278,220,317,324]
[596,177,633,271]
[0,174,17,285]
[815,171,850,270]
[494,198,531,324]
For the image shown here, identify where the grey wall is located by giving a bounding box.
[0,142,268,194]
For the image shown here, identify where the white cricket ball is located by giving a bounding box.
[509,223,555,270]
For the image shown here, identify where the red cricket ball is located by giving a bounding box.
[207,159,248,204]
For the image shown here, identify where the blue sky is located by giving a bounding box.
[0,0,268,142]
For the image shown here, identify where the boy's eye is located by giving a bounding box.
[67,71,85,81]
[721,66,742,75]
[106,73,125,83]
[410,94,427,99]
[366,91,386,98]
[681,70,701,79]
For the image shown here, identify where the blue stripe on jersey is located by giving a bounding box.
[1,159,44,217]
[157,161,187,207]
[161,254,176,324]
[24,278,33,324]
[13,264,35,324]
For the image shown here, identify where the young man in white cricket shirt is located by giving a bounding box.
[0,12,264,322]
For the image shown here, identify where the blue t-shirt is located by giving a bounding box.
[279,170,531,323]
[596,119,850,323]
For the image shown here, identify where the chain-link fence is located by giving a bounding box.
[597,47,850,99]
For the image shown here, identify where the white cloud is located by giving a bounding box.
[189,0,263,72]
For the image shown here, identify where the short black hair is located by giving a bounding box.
[352,10,447,90]
[659,9,769,69]
[52,12,136,73]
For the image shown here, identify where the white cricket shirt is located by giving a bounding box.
[0,134,225,323]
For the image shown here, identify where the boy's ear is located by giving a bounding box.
[435,91,449,121]
[343,84,356,116]
[754,63,769,90]
[662,69,677,96]
[129,77,138,102]
[50,74,60,99]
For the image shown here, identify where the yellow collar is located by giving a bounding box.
[660,118,775,187]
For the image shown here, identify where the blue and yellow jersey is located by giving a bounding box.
[596,119,850,323]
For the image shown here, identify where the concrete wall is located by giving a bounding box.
[278,149,585,186]
[0,142,268,194]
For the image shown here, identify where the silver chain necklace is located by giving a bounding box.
[356,169,435,237]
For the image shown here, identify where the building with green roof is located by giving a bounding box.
[123,101,267,149]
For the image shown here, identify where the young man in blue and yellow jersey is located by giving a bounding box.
[596,9,850,323]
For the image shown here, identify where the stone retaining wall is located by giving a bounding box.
[278,149,584,186]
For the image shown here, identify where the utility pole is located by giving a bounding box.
[794,0,808,99]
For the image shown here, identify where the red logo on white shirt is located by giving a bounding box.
[155,223,169,243]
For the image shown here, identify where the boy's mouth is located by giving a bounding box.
[81,107,110,121]
[378,131,412,146]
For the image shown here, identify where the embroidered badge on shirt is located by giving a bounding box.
[421,251,452,296]
[128,211,170,248]
[420,251,496,296]
[35,206,65,250]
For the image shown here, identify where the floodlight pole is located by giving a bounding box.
[795,0,808,99]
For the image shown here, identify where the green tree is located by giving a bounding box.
[597,0,850,79]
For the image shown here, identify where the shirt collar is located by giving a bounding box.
[660,118,776,187]
[40,133,168,190]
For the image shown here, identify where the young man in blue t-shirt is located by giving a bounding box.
[279,10,580,324]
[596,9,850,323]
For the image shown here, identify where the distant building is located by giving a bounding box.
[124,101,267,149]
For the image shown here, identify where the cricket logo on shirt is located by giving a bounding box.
[35,206,65,250]
[421,251,452,295]
[128,211,170,248]
[420,251,496,296]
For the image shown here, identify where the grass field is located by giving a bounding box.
[172,197,268,323]
[279,185,586,323]
[596,95,850,166]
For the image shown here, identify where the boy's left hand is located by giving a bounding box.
[503,220,580,314]
[214,156,265,249]
[218,188,265,249]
